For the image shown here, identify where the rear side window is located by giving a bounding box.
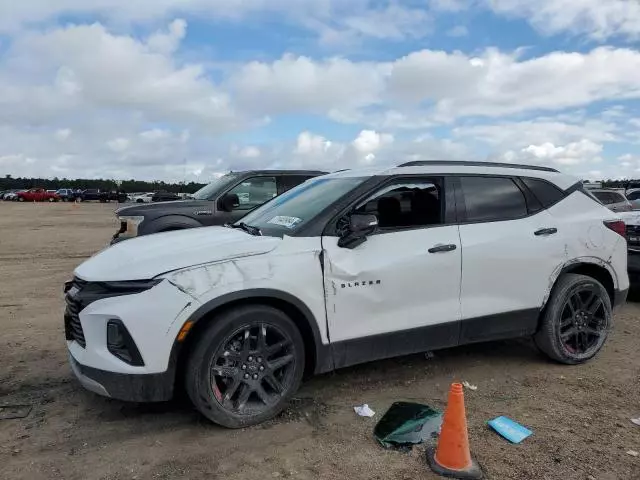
[591,191,624,205]
[521,178,565,208]
[281,175,314,192]
[460,176,527,222]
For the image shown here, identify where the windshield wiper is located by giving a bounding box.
[227,222,262,236]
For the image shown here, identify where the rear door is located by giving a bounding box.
[456,175,566,342]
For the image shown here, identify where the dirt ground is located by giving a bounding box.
[0,201,639,480]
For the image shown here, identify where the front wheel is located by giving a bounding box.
[185,305,305,428]
[18,197,24,202]
[534,273,612,364]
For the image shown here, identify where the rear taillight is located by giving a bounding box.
[604,220,626,238]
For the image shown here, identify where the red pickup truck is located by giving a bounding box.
[16,188,60,202]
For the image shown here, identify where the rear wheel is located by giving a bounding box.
[534,274,612,364]
[185,305,305,428]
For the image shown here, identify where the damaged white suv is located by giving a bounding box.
[65,161,628,427]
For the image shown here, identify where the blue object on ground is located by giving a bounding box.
[488,416,532,444]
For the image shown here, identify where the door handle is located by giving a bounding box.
[534,227,558,236]
[428,244,457,253]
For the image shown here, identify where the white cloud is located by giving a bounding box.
[238,146,261,158]
[0,0,436,44]
[487,0,640,41]
[231,54,387,115]
[139,129,171,141]
[352,130,394,153]
[107,137,130,152]
[0,21,237,130]
[498,139,603,167]
[147,19,188,54]
[386,47,640,119]
[454,116,621,147]
[446,25,469,37]
[55,128,72,141]
[295,131,332,155]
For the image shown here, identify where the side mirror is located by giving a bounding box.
[349,213,378,233]
[338,213,378,249]
[218,193,240,212]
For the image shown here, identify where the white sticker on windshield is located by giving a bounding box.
[267,216,302,228]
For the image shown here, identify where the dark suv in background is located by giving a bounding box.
[112,170,326,243]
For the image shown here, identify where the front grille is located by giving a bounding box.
[64,277,87,348]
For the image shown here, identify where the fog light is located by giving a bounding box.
[106,320,144,366]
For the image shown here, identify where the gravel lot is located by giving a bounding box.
[0,202,639,480]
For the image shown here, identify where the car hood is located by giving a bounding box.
[75,227,281,281]
[116,199,210,215]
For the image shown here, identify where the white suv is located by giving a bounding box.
[64,161,629,427]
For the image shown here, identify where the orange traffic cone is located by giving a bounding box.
[426,383,483,479]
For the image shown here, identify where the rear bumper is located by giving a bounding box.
[69,353,174,402]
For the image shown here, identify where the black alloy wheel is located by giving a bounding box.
[209,323,296,416]
[535,273,612,364]
[186,305,305,428]
[558,284,607,356]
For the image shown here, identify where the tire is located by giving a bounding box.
[136,199,143,203]
[62,197,68,202]
[48,197,54,202]
[534,273,612,364]
[185,305,305,428]
[18,197,24,202]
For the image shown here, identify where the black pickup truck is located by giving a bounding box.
[80,189,126,203]
[112,170,326,243]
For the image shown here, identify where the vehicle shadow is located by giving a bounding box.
[625,285,640,303]
[58,338,543,434]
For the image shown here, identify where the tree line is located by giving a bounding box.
[0,175,206,194]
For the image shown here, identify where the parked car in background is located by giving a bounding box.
[131,193,154,203]
[56,189,80,202]
[2,189,25,201]
[151,191,181,202]
[79,189,102,202]
[589,189,633,213]
[78,189,125,203]
[16,188,60,202]
[67,160,628,427]
[112,170,326,243]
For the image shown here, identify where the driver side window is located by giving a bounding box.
[354,178,443,230]
[226,176,277,211]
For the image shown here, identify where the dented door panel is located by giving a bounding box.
[322,226,462,343]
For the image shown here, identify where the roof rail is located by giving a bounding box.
[397,160,559,173]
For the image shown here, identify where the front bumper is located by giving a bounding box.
[69,353,174,402]
[64,278,199,401]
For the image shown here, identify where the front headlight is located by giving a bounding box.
[117,216,145,237]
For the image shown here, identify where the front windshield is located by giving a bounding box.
[192,173,241,200]
[237,176,366,236]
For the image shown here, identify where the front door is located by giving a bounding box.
[322,177,462,368]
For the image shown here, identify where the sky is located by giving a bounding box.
[0,0,639,183]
